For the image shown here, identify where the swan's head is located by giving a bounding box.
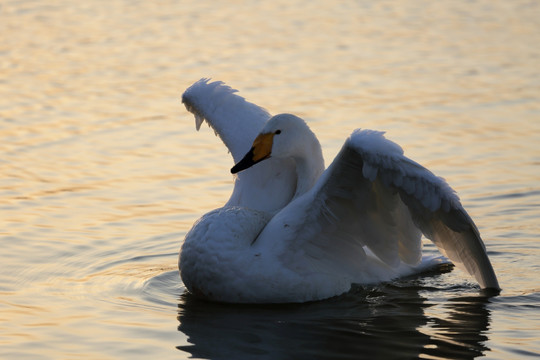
[231,113,316,174]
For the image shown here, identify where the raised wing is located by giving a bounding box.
[182,78,270,163]
[182,79,297,213]
[277,129,500,289]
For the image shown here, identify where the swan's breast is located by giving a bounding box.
[179,206,271,301]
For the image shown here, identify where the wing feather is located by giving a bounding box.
[182,79,297,213]
[182,78,271,162]
[284,129,499,289]
[351,129,499,289]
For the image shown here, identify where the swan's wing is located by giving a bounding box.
[182,78,270,163]
[279,129,499,289]
[182,79,297,213]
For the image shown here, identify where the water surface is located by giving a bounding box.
[1,0,539,359]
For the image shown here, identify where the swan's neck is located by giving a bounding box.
[292,141,325,199]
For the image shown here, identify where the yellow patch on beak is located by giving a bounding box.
[230,132,275,174]
[252,133,274,162]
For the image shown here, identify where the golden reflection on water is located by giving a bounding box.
[1,0,539,358]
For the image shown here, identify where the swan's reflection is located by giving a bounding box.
[176,282,493,359]
[421,294,493,358]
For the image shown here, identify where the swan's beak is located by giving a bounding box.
[231,132,274,174]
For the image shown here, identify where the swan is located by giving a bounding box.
[179,78,500,303]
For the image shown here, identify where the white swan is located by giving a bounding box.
[179,79,500,303]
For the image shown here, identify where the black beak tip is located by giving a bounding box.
[231,148,257,174]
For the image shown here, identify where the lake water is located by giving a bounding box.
[1,0,539,358]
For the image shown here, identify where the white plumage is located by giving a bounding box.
[179,78,500,303]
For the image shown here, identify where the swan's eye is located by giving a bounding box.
[275,130,281,135]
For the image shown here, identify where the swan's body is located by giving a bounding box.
[179,79,500,303]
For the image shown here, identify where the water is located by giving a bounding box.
[1,0,539,358]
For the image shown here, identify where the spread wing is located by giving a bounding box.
[182,78,270,163]
[276,129,500,289]
[182,79,297,213]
